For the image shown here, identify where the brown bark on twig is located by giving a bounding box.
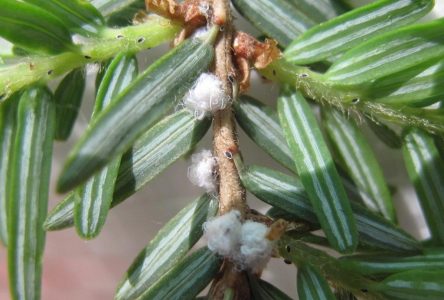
[208,262,251,300]
[211,0,246,218]
[208,0,250,299]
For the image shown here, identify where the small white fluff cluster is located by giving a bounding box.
[204,210,242,257]
[238,221,273,273]
[203,210,274,273]
[184,73,230,119]
[187,149,217,192]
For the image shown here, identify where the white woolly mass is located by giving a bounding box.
[187,149,217,192]
[203,210,242,257]
[184,73,230,119]
[203,211,274,272]
[237,221,273,273]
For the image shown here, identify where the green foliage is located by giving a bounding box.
[0,94,19,246]
[278,87,358,253]
[285,0,433,64]
[297,264,335,300]
[21,0,105,35]
[57,32,216,192]
[324,18,444,87]
[74,53,137,239]
[402,128,444,244]
[234,95,296,173]
[367,59,444,107]
[116,194,218,300]
[7,87,55,300]
[340,249,444,276]
[248,274,293,300]
[232,0,315,46]
[45,109,211,231]
[365,116,402,149]
[322,108,396,221]
[234,94,377,206]
[0,0,77,54]
[137,247,221,300]
[54,68,86,140]
[369,270,444,299]
[236,164,420,252]
[1,0,444,299]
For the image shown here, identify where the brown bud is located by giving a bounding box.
[233,32,281,69]
[266,219,289,241]
[254,39,281,69]
[233,32,281,91]
[181,0,208,27]
[145,0,180,19]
